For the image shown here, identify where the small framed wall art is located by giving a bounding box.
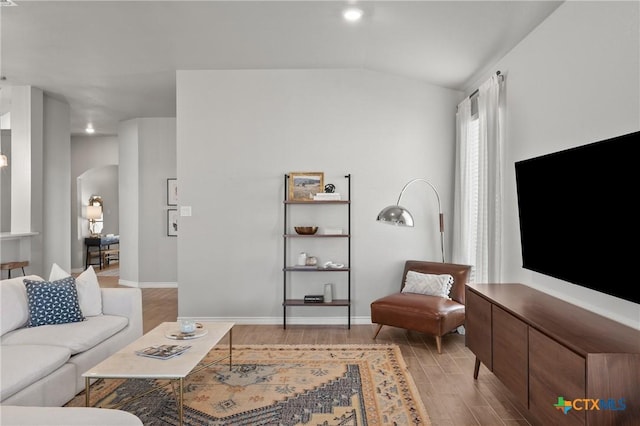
[288,172,324,201]
[167,178,178,206]
[167,209,178,237]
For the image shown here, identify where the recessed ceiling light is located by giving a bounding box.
[343,7,363,23]
[85,124,95,134]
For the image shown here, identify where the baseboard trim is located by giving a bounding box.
[176,316,373,326]
[140,282,178,289]
[117,279,138,288]
[117,280,178,288]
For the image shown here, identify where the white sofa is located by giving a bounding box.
[0,406,143,425]
[0,273,143,407]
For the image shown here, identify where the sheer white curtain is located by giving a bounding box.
[452,74,505,283]
[452,97,476,275]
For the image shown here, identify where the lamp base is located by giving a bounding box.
[89,221,101,238]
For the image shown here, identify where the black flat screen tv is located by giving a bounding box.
[515,130,639,304]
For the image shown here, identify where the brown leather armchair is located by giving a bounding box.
[370,260,472,354]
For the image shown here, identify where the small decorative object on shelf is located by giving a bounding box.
[324,283,333,303]
[288,172,324,201]
[324,183,336,193]
[294,226,318,235]
[304,294,324,303]
[322,261,345,269]
[322,228,343,235]
[313,192,341,201]
[297,252,307,265]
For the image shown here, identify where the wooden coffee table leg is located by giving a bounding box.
[85,377,90,406]
[179,377,184,426]
[229,328,233,370]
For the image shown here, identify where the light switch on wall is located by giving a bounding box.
[180,206,192,216]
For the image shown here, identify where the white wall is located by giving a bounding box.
[177,69,460,323]
[9,86,42,235]
[138,118,177,284]
[42,95,71,272]
[468,1,639,328]
[118,120,140,284]
[1,87,44,275]
[1,130,11,232]
[0,88,71,277]
[118,118,177,287]
[70,135,118,270]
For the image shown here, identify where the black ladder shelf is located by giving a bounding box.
[282,174,351,329]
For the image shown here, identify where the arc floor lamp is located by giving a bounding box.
[376,178,445,263]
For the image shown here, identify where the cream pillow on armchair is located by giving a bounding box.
[401,271,454,299]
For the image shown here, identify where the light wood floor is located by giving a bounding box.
[97,270,531,426]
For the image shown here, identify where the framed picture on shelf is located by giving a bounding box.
[288,172,324,201]
[167,209,178,237]
[167,178,178,206]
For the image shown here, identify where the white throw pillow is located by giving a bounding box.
[402,271,454,299]
[49,263,103,316]
[0,276,43,336]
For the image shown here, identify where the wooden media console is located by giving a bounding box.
[465,283,639,426]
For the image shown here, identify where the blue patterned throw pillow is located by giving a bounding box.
[24,277,85,327]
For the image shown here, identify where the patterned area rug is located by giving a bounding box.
[67,344,431,425]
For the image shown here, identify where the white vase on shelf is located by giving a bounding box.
[324,283,333,303]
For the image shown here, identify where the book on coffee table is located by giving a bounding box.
[135,344,191,360]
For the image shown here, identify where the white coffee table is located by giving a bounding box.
[83,321,234,426]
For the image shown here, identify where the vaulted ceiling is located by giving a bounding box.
[0,1,563,135]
